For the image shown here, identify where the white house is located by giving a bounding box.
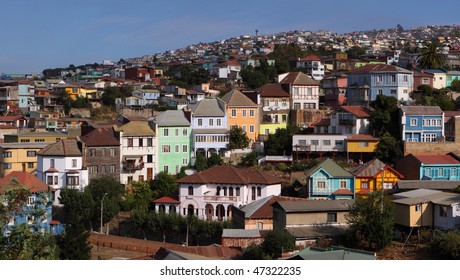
[36,138,89,205]
[114,121,158,184]
[213,60,241,81]
[188,98,229,158]
[329,106,371,135]
[295,55,325,80]
[131,89,161,106]
[292,134,347,153]
[177,166,282,221]
[278,72,320,110]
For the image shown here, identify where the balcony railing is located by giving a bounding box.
[202,195,241,203]
[122,160,144,171]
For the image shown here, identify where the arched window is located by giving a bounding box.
[257,186,261,197]
[223,187,227,196]
[159,204,166,213]
[229,187,234,197]
[216,186,221,196]
[169,205,176,214]
[187,204,194,216]
[251,186,256,200]
[236,187,240,196]
[188,186,194,196]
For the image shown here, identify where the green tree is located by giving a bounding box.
[207,153,223,168]
[430,230,460,259]
[59,188,94,230]
[264,125,299,156]
[102,86,123,107]
[240,68,269,89]
[346,46,367,59]
[450,79,460,92]
[240,151,260,167]
[195,154,208,171]
[261,229,296,259]
[56,222,92,260]
[374,132,402,164]
[150,172,178,199]
[229,126,250,149]
[123,181,153,211]
[417,41,446,69]
[369,94,399,137]
[241,243,269,260]
[346,191,394,251]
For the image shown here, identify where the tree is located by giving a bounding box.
[150,172,178,199]
[240,151,260,167]
[346,46,367,59]
[195,154,208,171]
[430,230,460,259]
[417,41,446,69]
[264,125,299,156]
[346,191,394,251]
[56,222,92,260]
[207,153,223,168]
[123,181,153,211]
[229,126,250,150]
[374,132,402,164]
[369,94,399,137]
[102,86,123,107]
[261,229,296,259]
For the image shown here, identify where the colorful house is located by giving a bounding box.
[221,89,259,143]
[279,72,320,110]
[155,110,191,175]
[0,171,62,236]
[395,153,460,180]
[0,142,51,178]
[305,158,355,200]
[351,158,404,196]
[400,106,444,143]
[256,83,290,136]
[329,106,372,135]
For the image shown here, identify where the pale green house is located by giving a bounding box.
[155,110,191,175]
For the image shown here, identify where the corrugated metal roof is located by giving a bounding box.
[222,229,261,238]
[400,106,443,115]
[156,110,190,127]
[305,158,354,178]
[397,180,460,190]
[275,199,354,212]
[189,98,226,117]
[221,89,257,107]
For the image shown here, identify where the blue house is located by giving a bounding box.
[400,106,444,142]
[305,158,355,200]
[346,64,413,106]
[0,171,62,236]
[395,153,460,180]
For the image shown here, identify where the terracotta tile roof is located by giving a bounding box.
[444,111,460,122]
[153,196,180,204]
[413,154,460,164]
[45,168,59,173]
[81,128,119,147]
[279,72,319,86]
[332,189,354,195]
[312,118,330,126]
[348,64,412,73]
[0,171,49,194]
[215,60,241,67]
[37,138,83,157]
[339,106,372,118]
[298,54,321,62]
[346,134,379,141]
[176,166,283,185]
[221,88,257,107]
[256,83,290,97]
[0,115,26,122]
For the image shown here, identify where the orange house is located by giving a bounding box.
[351,158,404,196]
[221,89,259,143]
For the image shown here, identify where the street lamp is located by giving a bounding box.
[100,193,108,234]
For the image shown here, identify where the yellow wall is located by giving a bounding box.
[260,122,287,135]
[394,203,432,227]
[356,169,401,194]
[347,140,379,153]
[65,87,96,100]
[0,147,43,177]
[18,135,68,143]
[244,218,273,230]
[228,107,259,142]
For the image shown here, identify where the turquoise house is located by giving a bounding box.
[305,158,355,200]
[155,110,191,175]
[447,71,460,88]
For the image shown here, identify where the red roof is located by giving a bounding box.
[66,170,79,174]
[333,189,354,195]
[340,106,372,118]
[153,196,180,204]
[45,168,59,173]
[215,60,240,67]
[49,220,60,225]
[256,83,290,97]
[81,128,119,147]
[413,154,460,164]
[298,54,321,62]
[0,171,49,194]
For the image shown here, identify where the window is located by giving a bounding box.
[183,145,188,153]
[403,75,408,82]
[128,138,133,147]
[282,115,287,123]
[89,165,98,174]
[216,186,221,196]
[101,165,106,173]
[438,168,444,177]
[415,205,421,212]
[358,142,369,147]
[250,110,254,117]
[182,158,188,165]
[51,159,56,168]
[147,138,153,147]
[188,186,194,196]
[138,138,143,147]
[175,165,180,174]
[361,182,369,189]
[274,99,279,107]
[47,175,53,185]
[27,162,34,168]
[390,89,397,94]
[27,151,36,157]
[251,187,256,200]
[303,103,315,109]
[410,118,417,126]
[209,119,214,126]
[378,89,383,95]
[236,187,240,196]
[54,176,58,185]
[90,149,96,157]
[257,187,261,197]
[327,213,337,223]
[391,75,396,82]
[264,99,269,106]
[164,129,169,137]
[175,129,179,136]
[311,140,319,146]
[231,109,237,117]
[139,175,144,182]
[183,128,187,136]
[282,99,287,107]
[66,176,79,186]
[229,187,233,196]
[340,181,347,189]
[440,206,447,217]
[317,181,326,189]
[162,145,171,153]
[335,140,344,146]
[250,125,254,133]
[242,125,246,132]
[3,151,12,158]
[294,103,301,110]
[20,139,30,142]
[422,78,430,85]
[223,187,227,196]
[323,140,331,146]
[175,145,179,153]
[298,140,307,146]
[72,159,77,168]
[110,165,115,173]
[35,139,45,142]
[198,119,203,126]
[164,166,169,173]
[242,110,246,117]
[147,155,153,163]
[451,168,456,177]
[110,148,115,156]
[127,176,133,184]
[217,119,221,126]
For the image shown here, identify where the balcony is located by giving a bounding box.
[122,158,144,171]
[202,195,241,203]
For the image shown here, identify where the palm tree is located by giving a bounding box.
[417,41,446,69]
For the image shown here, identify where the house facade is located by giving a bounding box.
[36,138,89,205]
[295,55,325,80]
[221,89,259,143]
[188,98,229,158]
[256,83,290,136]
[305,158,355,200]
[176,166,282,221]
[321,75,347,109]
[81,128,120,182]
[114,121,157,184]
[0,142,51,178]
[395,153,460,180]
[330,106,371,135]
[155,110,191,175]
[279,72,320,110]
[400,106,444,142]
[346,64,413,106]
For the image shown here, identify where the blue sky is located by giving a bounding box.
[1,0,460,74]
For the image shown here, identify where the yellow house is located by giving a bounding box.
[256,83,290,137]
[351,158,404,196]
[221,89,259,143]
[0,142,52,177]
[62,85,97,100]
[4,131,69,143]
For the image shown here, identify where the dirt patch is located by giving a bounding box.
[377,241,431,260]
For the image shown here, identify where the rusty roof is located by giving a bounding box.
[81,128,119,147]
[256,83,290,97]
[0,171,49,194]
[339,106,372,118]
